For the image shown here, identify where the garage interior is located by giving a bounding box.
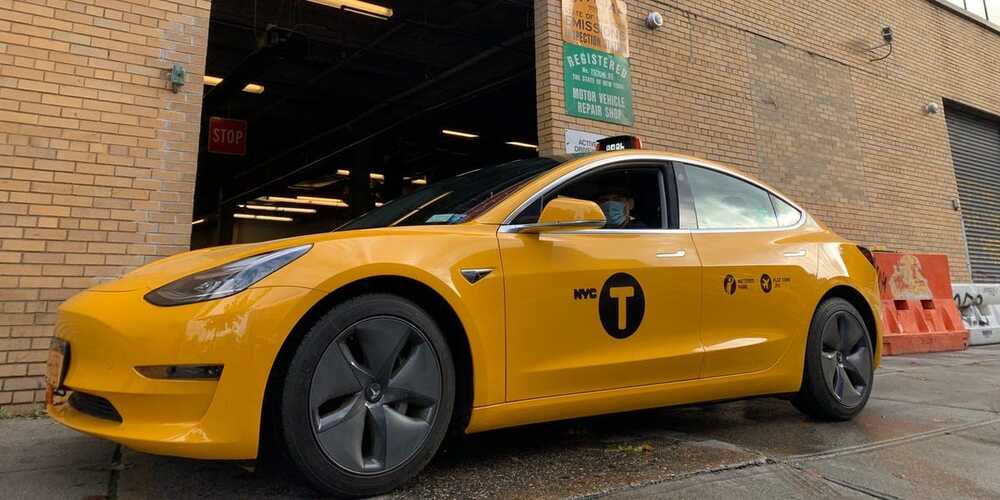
[191,0,538,248]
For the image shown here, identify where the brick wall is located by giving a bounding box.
[537,0,1000,281]
[0,0,208,413]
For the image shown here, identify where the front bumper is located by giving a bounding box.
[48,285,325,460]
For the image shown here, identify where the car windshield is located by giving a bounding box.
[337,157,565,231]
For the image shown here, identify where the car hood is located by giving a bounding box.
[88,232,341,292]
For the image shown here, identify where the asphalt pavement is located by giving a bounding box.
[2,345,998,499]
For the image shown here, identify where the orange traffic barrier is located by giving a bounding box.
[874,252,969,355]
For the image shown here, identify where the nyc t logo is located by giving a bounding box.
[598,273,645,339]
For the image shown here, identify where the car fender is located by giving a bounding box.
[263,225,507,407]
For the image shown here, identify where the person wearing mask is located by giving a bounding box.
[596,188,646,229]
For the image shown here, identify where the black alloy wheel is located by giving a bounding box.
[281,294,455,498]
[309,316,442,475]
[818,310,872,408]
[793,297,875,421]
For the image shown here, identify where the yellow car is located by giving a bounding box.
[48,149,883,497]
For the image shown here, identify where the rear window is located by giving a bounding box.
[683,164,778,229]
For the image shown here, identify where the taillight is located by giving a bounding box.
[857,245,876,268]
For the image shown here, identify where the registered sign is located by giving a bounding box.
[563,43,634,126]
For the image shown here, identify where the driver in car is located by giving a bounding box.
[596,188,646,229]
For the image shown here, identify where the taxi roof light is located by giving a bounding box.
[596,135,643,151]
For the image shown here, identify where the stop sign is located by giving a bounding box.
[207,117,247,155]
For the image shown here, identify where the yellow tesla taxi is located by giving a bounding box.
[48,147,883,497]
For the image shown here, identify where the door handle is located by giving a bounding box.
[656,250,686,258]
[783,250,807,258]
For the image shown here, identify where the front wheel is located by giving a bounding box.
[280,294,455,497]
[792,297,874,421]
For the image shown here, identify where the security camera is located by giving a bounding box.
[881,26,893,43]
[646,11,664,29]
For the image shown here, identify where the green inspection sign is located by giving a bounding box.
[563,42,633,126]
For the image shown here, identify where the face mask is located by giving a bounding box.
[599,201,627,228]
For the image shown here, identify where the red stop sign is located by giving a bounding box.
[207,117,247,155]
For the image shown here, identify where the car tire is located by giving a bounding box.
[792,297,874,421]
[280,294,455,498]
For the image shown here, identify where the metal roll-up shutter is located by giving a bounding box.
[945,106,1000,282]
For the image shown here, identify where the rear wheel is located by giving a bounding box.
[280,294,455,497]
[793,297,874,421]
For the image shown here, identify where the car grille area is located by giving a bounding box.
[69,391,123,423]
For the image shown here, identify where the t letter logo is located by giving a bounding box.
[609,286,634,330]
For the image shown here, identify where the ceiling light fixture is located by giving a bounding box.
[203,75,265,94]
[296,196,345,203]
[411,178,427,185]
[306,0,393,20]
[505,141,538,150]
[241,83,265,94]
[260,196,350,208]
[375,202,384,207]
[297,195,350,207]
[234,213,293,222]
[370,173,385,181]
[336,169,351,176]
[442,129,479,139]
[241,204,317,214]
[260,196,301,204]
[191,218,205,225]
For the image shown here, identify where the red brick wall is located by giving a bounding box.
[0,0,209,413]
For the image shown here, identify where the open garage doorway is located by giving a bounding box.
[191,0,538,248]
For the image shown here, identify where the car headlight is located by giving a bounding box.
[144,244,312,306]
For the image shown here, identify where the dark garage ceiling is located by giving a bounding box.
[194,0,538,228]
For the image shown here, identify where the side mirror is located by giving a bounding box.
[516,197,606,233]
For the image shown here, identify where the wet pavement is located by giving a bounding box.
[2,345,999,499]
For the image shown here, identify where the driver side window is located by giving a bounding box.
[511,166,665,229]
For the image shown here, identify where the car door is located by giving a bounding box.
[675,162,818,378]
[499,162,703,401]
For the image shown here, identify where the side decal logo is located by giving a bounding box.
[574,288,598,300]
[599,272,645,339]
[760,273,773,293]
[723,274,737,295]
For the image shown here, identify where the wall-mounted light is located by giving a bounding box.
[442,129,479,139]
[866,26,894,62]
[169,64,186,93]
[645,11,664,29]
[925,102,940,114]
[306,0,393,20]
[191,218,205,225]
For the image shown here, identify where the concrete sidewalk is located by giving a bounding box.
[0,413,116,499]
[2,345,998,499]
